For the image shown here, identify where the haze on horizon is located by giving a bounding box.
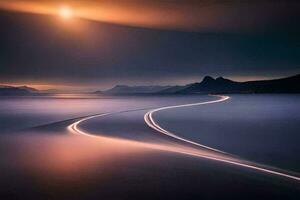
[0,0,299,91]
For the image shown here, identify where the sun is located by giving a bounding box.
[59,6,73,20]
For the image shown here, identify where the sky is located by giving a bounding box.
[0,0,299,91]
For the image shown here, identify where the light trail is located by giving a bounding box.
[144,95,230,154]
[67,95,300,182]
[143,95,300,181]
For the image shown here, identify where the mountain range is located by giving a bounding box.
[164,74,300,94]
[95,85,171,94]
[0,85,59,96]
[98,74,300,95]
[0,85,39,96]
[1,74,300,96]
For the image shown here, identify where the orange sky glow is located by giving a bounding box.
[1,0,295,32]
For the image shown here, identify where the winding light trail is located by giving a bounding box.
[144,94,300,181]
[144,95,229,154]
[67,95,300,182]
[68,107,154,137]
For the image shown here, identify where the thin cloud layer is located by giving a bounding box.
[0,0,299,32]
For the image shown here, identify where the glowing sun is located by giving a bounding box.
[59,6,73,20]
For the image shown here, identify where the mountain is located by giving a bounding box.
[94,74,300,95]
[98,85,171,94]
[174,74,300,94]
[156,85,190,94]
[0,85,39,96]
[18,86,39,93]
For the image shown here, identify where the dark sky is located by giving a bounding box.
[0,1,299,90]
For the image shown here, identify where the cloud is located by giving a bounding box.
[0,0,299,32]
[0,1,299,89]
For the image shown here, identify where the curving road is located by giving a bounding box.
[67,95,300,182]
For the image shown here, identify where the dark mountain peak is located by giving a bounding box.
[216,76,235,83]
[177,73,300,94]
[216,76,225,81]
[202,76,215,83]
[0,85,35,96]
[18,86,39,92]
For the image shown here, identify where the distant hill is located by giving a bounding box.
[96,74,300,95]
[174,74,300,94]
[156,85,190,94]
[17,86,39,93]
[0,85,39,96]
[97,85,171,94]
[0,85,63,96]
[4,74,299,96]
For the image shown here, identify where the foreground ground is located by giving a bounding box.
[0,94,299,199]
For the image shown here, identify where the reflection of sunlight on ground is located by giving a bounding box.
[0,133,148,180]
[0,130,299,199]
[0,131,237,182]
